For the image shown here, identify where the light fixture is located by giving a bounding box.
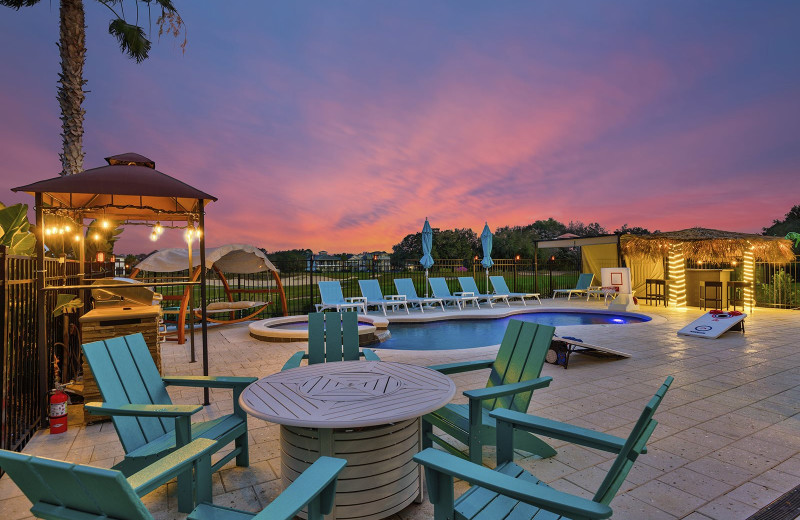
[96,251,105,262]
[150,230,159,241]
[515,255,520,261]
[64,225,71,232]
[101,220,109,229]
[154,222,163,235]
[93,233,100,241]
[73,235,80,242]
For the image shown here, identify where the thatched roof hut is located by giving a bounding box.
[621,228,794,263]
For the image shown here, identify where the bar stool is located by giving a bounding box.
[644,279,667,306]
[728,281,751,311]
[700,281,723,310]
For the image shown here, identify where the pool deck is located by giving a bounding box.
[3,299,799,520]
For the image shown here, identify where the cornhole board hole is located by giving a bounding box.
[547,335,631,369]
[677,311,747,339]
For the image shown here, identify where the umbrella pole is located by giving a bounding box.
[425,269,429,297]
[486,268,489,295]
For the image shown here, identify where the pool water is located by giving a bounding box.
[375,311,650,351]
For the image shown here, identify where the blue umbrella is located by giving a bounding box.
[420,218,434,296]
[481,222,494,293]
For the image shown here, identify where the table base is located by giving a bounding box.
[281,418,422,520]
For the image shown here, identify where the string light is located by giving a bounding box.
[93,233,100,241]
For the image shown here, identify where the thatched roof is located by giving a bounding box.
[621,228,795,263]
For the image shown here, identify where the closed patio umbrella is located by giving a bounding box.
[481,222,494,293]
[421,218,434,296]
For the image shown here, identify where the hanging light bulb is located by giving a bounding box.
[101,220,110,229]
[93,233,100,241]
[154,222,163,235]
[150,231,159,241]
[185,228,194,242]
[73,235,80,242]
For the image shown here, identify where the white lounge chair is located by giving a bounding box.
[358,279,409,316]
[552,273,595,300]
[393,278,445,312]
[490,276,541,305]
[458,277,509,308]
[315,281,367,313]
[429,277,480,310]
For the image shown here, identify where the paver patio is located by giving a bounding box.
[2,299,798,520]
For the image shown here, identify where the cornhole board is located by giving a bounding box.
[547,335,631,369]
[677,311,747,339]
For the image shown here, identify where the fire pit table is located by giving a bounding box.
[239,360,455,520]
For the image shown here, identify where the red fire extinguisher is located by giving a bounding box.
[49,387,69,434]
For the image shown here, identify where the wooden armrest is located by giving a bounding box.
[414,449,612,519]
[428,359,493,374]
[84,402,202,417]
[464,377,552,401]
[490,408,631,453]
[162,376,257,389]
[128,439,217,497]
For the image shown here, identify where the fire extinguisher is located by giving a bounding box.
[50,386,69,434]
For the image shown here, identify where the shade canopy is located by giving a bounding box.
[621,228,794,263]
[12,153,216,221]
[135,244,278,274]
[420,218,434,269]
[480,223,494,269]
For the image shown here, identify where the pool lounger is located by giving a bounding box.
[546,335,631,369]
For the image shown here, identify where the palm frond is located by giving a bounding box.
[108,17,151,62]
[0,0,41,9]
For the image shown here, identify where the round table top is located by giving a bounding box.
[239,360,456,428]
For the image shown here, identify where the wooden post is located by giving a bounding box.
[198,201,210,406]
[35,193,48,425]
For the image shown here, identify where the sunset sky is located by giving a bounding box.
[1,1,798,254]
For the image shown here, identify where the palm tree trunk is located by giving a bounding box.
[57,0,86,175]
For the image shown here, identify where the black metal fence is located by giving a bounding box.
[129,258,585,319]
[1,247,113,455]
[755,256,800,309]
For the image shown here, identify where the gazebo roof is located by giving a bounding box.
[621,227,794,262]
[12,153,216,221]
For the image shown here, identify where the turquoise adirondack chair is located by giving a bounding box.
[423,320,557,464]
[282,312,380,370]
[414,377,673,520]
[81,333,257,512]
[458,276,510,308]
[0,439,347,520]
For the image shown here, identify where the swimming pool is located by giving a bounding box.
[374,311,650,351]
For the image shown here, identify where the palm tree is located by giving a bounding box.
[1,0,184,175]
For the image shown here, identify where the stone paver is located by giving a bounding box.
[2,300,798,520]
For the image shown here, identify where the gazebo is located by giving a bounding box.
[12,153,217,409]
[620,228,795,308]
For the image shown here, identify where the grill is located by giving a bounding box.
[91,277,162,309]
